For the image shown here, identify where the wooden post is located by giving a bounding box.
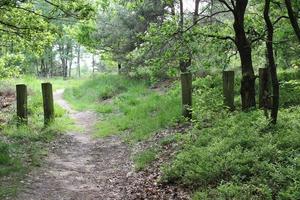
[118,63,122,74]
[16,84,28,125]
[222,71,235,110]
[42,83,54,125]
[259,67,271,109]
[181,72,192,119]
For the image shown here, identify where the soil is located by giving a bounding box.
[14,89,191,200]
[16,89,133,200]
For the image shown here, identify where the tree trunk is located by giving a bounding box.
[50,48,54,77]
[178,0,199,120]
[233,0,256,110]
[181,73,192,119]
[69,60,72,77]
[285,0,300,42]
[77,45,81,78]
[92,54,95,74]
[264,0,280,124]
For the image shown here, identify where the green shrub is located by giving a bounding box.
[134,148,158,171]
[163,74,300,199]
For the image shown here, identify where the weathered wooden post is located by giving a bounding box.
[42,83,54,125]
[118,63,122,74]
[181,72,192,119]
[16,84,28,125]
[259,68,271,109]
[222,71,235,110]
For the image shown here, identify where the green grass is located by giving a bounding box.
[59,72,300,199]
[64,74,181,142]
[133,147,159,171]
[0,76,74,199]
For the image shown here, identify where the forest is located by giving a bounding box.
[0,0,300,199]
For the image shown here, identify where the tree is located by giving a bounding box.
[264,0,279,124]
[217,0,256,110]
[285,0,300,42]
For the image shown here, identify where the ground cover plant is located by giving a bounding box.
[64,74,181,142]
[0,77,73,198]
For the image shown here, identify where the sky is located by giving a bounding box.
[184,0,195,12]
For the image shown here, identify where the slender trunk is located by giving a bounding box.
[68,43,73,77]
[178,0,199,119]
[92,54,95,74]
[233,1,256,110]
[285,0,300,42]
[77,45,81,78]
[264,0,280,124]
[50,48,54,77]
[69,58,72,77]
[41,58,46,77]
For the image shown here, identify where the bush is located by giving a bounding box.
[163,74,300,199]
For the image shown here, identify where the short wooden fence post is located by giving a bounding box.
[16,84,28,125]
[42,83,54,125]
[222,71,235,110]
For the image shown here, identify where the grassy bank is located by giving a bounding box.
[64,74,181,142]
[163,72,300,199]
[63,72,299,199]
[0,76,73,198]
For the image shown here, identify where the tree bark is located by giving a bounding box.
[68,45,73,77]
[264,0,280,124]
[233,0,256,110]
[178,0,194,119]
[285,0,300,42]
[92,54,96,74]
[77,45,81,78]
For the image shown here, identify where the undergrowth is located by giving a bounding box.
[64,72,299,199]
[64,74,181,142]
[163,72,300,200]
[0,76,73,198]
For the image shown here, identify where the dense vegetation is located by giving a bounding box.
[0,77,72,198]
[0,0,300,199]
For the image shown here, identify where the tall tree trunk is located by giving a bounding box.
[285,0,300,42]
[233,0,256,110]
[67,42,73,77]
[50,47,54,77]
[179,0,193,119]
[92,54,95,74]
[264,0,280,124]
[77,45,81,78]
[69,58,72,77]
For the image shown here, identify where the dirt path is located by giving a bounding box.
[17,89,132,200]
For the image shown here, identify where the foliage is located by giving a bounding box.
[64,74,181,142]
[0,77,73,198]
[0,54,24,78]
[162,75,300,199]
[134,147,158,171]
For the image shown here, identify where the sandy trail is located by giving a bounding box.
[16,89,132,200]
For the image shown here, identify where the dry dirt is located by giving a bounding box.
[16,89,133,200]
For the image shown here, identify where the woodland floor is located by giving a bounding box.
[16,89,132,200]
[14,88,190,200]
